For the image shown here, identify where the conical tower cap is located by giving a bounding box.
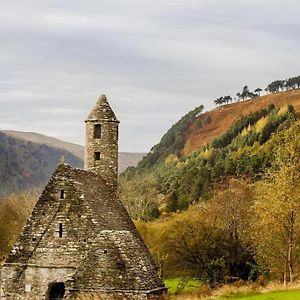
[86,95,119,122]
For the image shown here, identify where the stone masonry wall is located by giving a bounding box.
[0,164,166,299]
[73,290,168,300]
[0,265,75,299]
[84,120,118,189]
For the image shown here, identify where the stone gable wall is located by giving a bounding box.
[6,166,86,266]
[0,265,75,299]
[0,164,166,299]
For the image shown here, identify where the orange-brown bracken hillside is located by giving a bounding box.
[183,89,300,155]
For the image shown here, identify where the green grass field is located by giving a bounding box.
[164,278,201,294]
[220,289,300,300]
[164,278,300,299]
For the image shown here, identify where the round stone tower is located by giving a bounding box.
[84,95,119,188]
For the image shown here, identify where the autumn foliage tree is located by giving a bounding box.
[119,174,160,221]
[209,178,256,281]
[252,128,300,285]
[154,206,231,285]
[213,74,300,107]
[136,178,257,285]
[0,191,38,261]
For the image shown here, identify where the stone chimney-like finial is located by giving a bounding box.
[99,94,107,101]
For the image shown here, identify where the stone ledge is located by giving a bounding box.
[3,263,76,269]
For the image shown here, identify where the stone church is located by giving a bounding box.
[0,96,166,299]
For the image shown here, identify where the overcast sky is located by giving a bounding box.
[1,0,299,152]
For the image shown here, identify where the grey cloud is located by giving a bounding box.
[0,0,299,152]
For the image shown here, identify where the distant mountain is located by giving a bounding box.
[2,130,145,173]
[0,132,82,196]
[3,130,84,159]
[118,152,146,173]
[0,131,145,196]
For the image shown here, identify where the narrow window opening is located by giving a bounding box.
[94,152,101,161]
[60,190,65,199]
[94,124,102,139]
[116,260,126,271]
[59,223,63,238]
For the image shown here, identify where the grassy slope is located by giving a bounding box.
[164,278,201,294]
[165,279,300,298]
[183,89,300,155]
[165,278,300,299]
[220,289,300,300]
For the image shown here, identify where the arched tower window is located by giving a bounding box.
[60,190,65,199]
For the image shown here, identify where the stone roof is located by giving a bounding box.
[5,163,165,293]
[75,230,164,292]
[86,95,119,122]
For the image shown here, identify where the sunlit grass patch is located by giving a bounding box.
[219,288,300,299]
[164,278,202,294]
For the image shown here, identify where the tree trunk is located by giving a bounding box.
[287,211,295,283]
[283,269,287,288]
[287,234,293,283]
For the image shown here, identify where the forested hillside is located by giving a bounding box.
[120,90,300,219]
[136,89,300,170]
[134,123,300,288]
[0,132,83,196]
[120,87,300,287]
[184,89,300,155]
